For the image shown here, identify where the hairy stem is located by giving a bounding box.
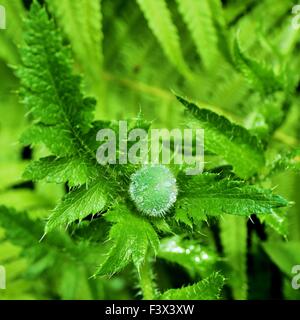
[139,255,156,300]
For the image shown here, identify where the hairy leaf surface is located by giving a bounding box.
[95,206,159,276]
[176,173,289,223]
[177,95,265,178]
[45,181,108,233]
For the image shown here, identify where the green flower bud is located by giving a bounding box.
[129,165,178,217]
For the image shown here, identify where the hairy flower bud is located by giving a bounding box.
[129,165,178,217]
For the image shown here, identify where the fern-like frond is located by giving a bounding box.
[47,0,103,85]
[233,38,284,95]
[136,0,190,77]
[176,0,219,69]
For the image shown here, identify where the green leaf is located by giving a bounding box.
[233,38,284,95]
[20,124,75,157]
[176,95,265,178]
[176,173,289,223]
[262,241,300,276]
[94,206,159,276]
[268,149,300,176]
[0,205,103,291]
[220,215,247,299]
[23,156,98,187]
[136,0,190,77]
[258,210,288,238]
[0,205,46,251]
[206,0,230,59]
[0,205,69,274]
[158,236,217,278]
[18,2,96,156]
[174,208,193,228]
[152,218,172,234]
[47,0,103,84]
[176,0,219,69]
[45,180,108,233]
[160,272,225,300]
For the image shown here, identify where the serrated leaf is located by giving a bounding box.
[20,124,75,157]
[0,205,103,286]
[94,206,159,276]
[233,38,284,95]
[45,180,108,233]
[158,236,217,278]
[268,149,300,176]
[0,205,68,272]
[176,0,219,69]
[174,208,193,228]
[176,95,265,178]
[0,205,46,250]
[220,215,247,299]
[47,0,103,84]
[136,0,190,77]
[160,272,225,300]
[175,173,289,223]
[18,2,96,157]
[258,210,288,238]
[23,156,98,187]
[152,218,172,234]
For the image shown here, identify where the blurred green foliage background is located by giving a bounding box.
[0,0,300,300]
